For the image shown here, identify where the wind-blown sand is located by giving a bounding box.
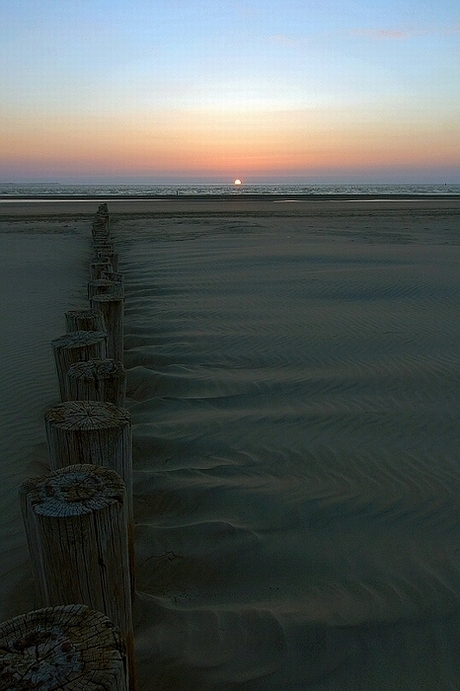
[1,197,460,690]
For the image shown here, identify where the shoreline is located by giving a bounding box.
[2,193,460,199]
[1,195,459,217]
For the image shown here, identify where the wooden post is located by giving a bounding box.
[0,604,128,690]
[90,260,113,280]
[92,211,110,240]
[19,464,136,688]
[88,279,123,300]
[90,295,124,362]
[96,206,109,222]
[92,225,110,242]
[65,308,106,332]
[44,401,134,593]
[51,330,107,401]
[67,358,126,406]
[97,251,119,271]
[93,240,115,255]
[44,401,132,505]
[93,241,115,254]
[102,271,125,291]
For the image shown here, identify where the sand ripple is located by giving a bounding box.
[118,217,460,689]
[0,230,88,620]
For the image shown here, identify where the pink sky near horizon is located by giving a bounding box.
[2,106,458,182]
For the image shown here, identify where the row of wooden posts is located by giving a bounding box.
[0,205,136,689]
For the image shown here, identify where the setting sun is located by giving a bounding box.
[234,179,242,186]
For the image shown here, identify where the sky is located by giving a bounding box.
[1,0,459,183]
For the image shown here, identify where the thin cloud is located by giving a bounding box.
[350,29,419,41]
[269,24,460,46]
[350,28,417,40]
[270,34,307,47]
[350,24,460,39]
[442,24,460,35]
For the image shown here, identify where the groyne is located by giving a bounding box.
[0,205,135,690]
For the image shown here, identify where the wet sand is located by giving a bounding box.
[1,197,460,689]
[1,194,460,218]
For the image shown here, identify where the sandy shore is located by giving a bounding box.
[2,199,460,689]
[0,224,89,620]
[1,195,460,218]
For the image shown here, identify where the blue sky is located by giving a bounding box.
[1,0,459,182]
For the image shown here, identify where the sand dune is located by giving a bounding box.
[1,200,460,689]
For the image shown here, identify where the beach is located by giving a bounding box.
[1,196,460,690]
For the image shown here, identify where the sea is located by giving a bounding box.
[1,182,460,198]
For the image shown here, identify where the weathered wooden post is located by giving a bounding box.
[44,401,132,503]
[96,206,110,220]
[92,211,110,240]
[65,307,106,332]
[0,604,128,690]
[87,279,123,300]
[90,260,113,280]
[90,295,124,362]
[67,358,126,406]
[97,251,119,271]
[20,464,136,688]
[102,270,125,291]
[93,241,115,253]
[92,226,110,243]
[51,330,107,401]
[44,400,134,584]
[93,248,115,260]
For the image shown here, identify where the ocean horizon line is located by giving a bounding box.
[1,182,460,201]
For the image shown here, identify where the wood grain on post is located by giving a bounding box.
[93,242,114,253]
[95,216,109,230]
[102,271,125,291]
[0,604,128,690]
[51,330,107,401]
[44,401,135,593]
[65,308,106,333]
[67,358,126,406]
[90,295,124,362]
[97,252,119,272]
[88,279,123,300]
[19,464,136,688]
[44,401,132,502]
[92,227,110,243]
[92,214,110,238]
[96,207,109,220]
[90,260,113,281]
[93,248,115,260]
